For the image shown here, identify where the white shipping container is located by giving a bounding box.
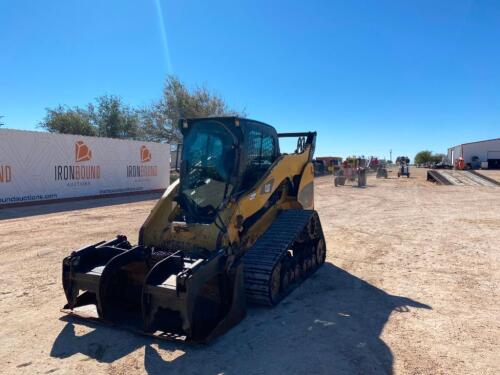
[0,129,170,206]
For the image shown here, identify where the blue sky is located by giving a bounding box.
[1,0,499,159]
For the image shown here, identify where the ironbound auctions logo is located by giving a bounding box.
[0,165,12,183]
[54,141,101,181]
[127,145,157,178]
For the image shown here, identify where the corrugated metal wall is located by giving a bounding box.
[448,139,500,167]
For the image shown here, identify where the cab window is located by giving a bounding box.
[241,123,278,190]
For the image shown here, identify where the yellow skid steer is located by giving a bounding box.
[62,117,326,342]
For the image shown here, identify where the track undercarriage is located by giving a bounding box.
[243,210,326,306]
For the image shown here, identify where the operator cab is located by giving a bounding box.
[178,117,280,223]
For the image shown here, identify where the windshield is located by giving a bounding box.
[179,120,236,221]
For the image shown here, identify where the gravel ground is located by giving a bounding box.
[0,167,499,375]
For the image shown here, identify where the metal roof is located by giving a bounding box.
[449,138,500,150]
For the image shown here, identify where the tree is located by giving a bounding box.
[90,95,141,139]
[431,153,446,163]
[39,76,244,142]
[39,106,96,136]
[40,96,141,139]
[140,75,245,143]
[414,151,446,165]
[0,115,4,127]
[414,150,433,165]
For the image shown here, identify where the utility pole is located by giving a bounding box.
[390,149,392,164]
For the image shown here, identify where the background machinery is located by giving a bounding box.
[376,160,388,179]
[396,156,410,178]
[61,117,326,343]
[367,156,380,171]
[313,159,326,176]
[313,156,342,176]
[454,156,465,170]
[334,156,368,187]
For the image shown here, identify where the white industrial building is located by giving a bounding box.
[447,138,500,169]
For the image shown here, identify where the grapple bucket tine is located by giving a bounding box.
[142,251,185,334]
[200,259,246,342]
[141,251,246,342]
[62,236,130,310]
[98,246,149,322]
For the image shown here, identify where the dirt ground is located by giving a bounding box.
[1,167,499,375]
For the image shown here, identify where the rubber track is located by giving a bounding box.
[243,209,316,306]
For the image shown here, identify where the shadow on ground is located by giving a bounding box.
[0,192,161,220]
[51,263,431,375]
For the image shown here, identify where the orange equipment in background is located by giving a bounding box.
[455,157,465,170]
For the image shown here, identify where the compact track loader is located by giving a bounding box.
[397,156,410,178]
[62,117,326,342]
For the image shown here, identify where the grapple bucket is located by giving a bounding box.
[62,236,246,343]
